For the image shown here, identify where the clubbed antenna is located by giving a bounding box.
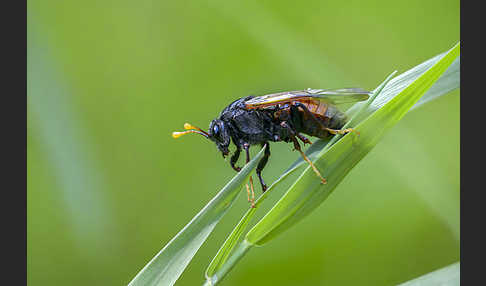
[172,122,209,139]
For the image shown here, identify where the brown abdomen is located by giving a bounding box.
[298,99,329,120]
[298,99,347,137]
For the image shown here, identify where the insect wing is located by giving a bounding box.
[244,91,305,108]
[308,88,371,105]
[244,88,370,108]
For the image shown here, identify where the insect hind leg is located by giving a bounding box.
[291,102,326,130]
[324,127,360,137]
[324,127,352,134]
[280,121,327,184]
[296,133,312,145]
[291,102,358,139]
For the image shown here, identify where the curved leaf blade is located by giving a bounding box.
[127,147,265,286]
[203,43,460,285]
[397,262,460,286]
[245,42,460,246]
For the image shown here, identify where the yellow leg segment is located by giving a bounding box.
[245,176,256,208]
[325,127,355,135]
[296,148,327,184]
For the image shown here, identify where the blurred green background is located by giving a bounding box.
[27,0,460,285]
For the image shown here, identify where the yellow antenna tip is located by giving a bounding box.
[184,123,195,130]
[172,131,184,139]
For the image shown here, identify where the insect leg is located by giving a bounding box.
[243,143,251,163]
[296,133,312,145]
[275,107,311,145]
[249,176,255,208]
[246,182,251,202]
[256,143,270,192]
[230,146,241,172]
[245,176,255,207]
[324,127,357,135]
[242,142,256,207]
[281,121,327,184]
[292,102,326,130]
[292,102,358,138]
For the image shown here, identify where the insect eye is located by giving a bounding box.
[213,125,220,136]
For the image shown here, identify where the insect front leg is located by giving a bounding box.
[280,121,327,184]
[245,177,256,208]
[242,142,256,207]
[256,143,270,192]
[230,146,241,172]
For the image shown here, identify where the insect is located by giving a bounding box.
[172,88,370,202]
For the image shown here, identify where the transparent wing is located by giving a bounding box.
[244,88,371,108]
[307,88,371,104]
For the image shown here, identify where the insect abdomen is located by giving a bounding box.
[300,100,328,117]
[297,100,347,137]
[325,105,347,129]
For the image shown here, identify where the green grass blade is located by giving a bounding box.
[245,42,459,246]
[264,52,460,188]
[203,72,395,283]
[203,148,311,281]
[204,207,254,281]
[413,56,460,110]
[203,43,460,285]
[347,53,460,123]
[127,147,265,286]
[397,262,460,286]
[204,139,335,282]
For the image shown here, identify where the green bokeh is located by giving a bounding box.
[27,1,459,285]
